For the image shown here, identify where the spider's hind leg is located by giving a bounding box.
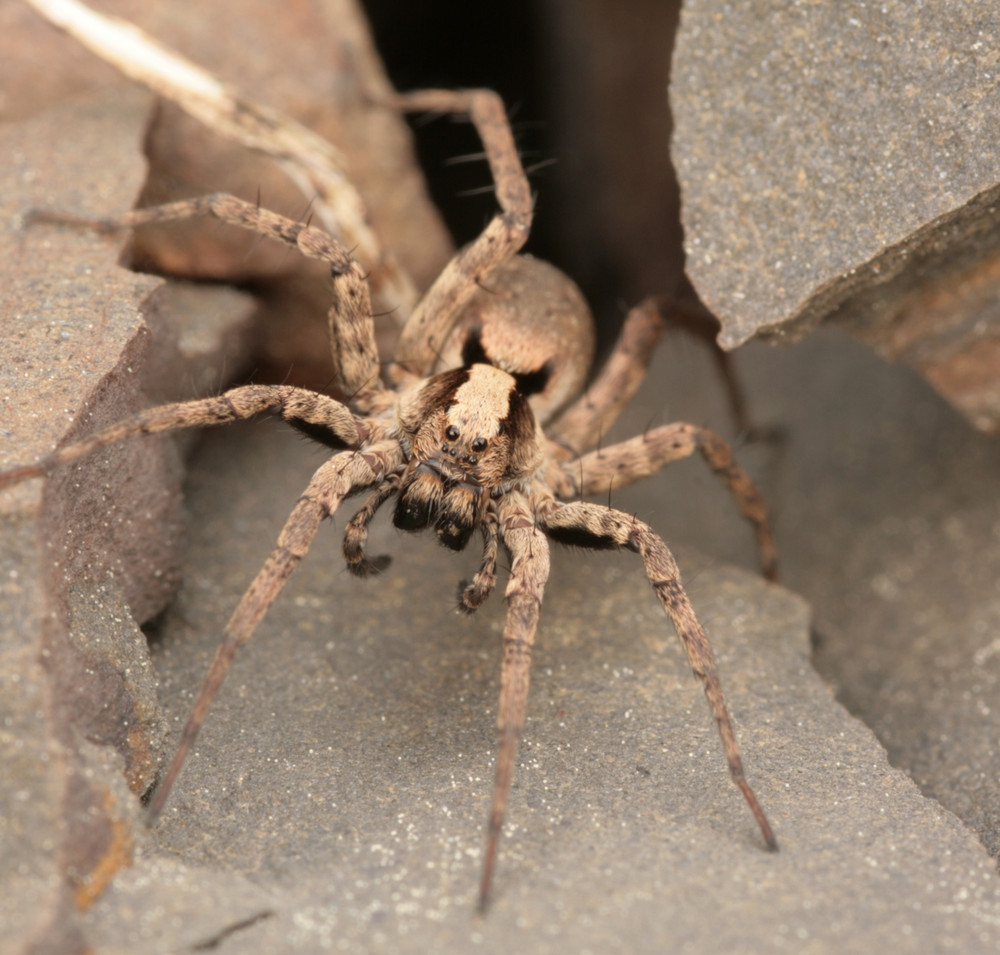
[547,296,667,453]
[377,89,534,381]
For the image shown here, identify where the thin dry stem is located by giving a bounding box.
[24,0,418,318]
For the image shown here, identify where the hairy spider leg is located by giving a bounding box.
[547,296,668,453]
[0,385,369,491]
[560,424,779,582]
[538,499,778,852]
[478,490,550,911]
[379,89,534,382]
[27,196,383,399]
[147,440,404,821]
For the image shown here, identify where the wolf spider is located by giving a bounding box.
[5,88,778,908]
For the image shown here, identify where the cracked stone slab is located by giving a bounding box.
[69,420,1000,952]
[671,0,1000,430]
[737,327,1000,869]
[1,88,169,954]
[0,89,257,951]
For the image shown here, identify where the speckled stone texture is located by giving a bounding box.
[0,89,258,952]
[672,0,1000,431]
[77,421,1000,953]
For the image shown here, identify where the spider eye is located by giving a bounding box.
[472,437,487,453]
[445,425,460,441]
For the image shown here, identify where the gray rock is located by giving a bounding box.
[6,2,1000,950]
[76,420,1000,952]
[0,91,256,950]
[610,286,1000,887]
[751,329,1000,864]
[1,89,169,953]
[667,0,1000,852]
[672,0,1000,431]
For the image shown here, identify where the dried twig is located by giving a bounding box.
[24,0,418,320]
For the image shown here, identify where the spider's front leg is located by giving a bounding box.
[378,89,534,380]
[0,381,398,819]
[479,490,551,910]
[539,499,778,852]
[0,385,370,490]
[148,438,404,820]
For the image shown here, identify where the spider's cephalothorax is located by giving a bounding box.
[393,364,541,550]
[5,81,781,911]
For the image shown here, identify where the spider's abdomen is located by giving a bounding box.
[432,256,596,425]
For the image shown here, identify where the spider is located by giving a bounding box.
[3,87,778,909]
